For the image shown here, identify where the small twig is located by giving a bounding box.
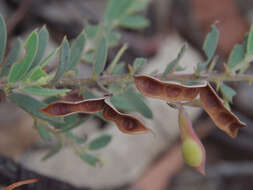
[1,72,253,90]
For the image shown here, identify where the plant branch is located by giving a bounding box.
[0,72,253,90]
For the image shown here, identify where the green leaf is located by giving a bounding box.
[104,0,134,25]
[58,115,91,132]
[93,35,108,76]
[68,31,86,70]
[63,131,87,144]
[86,24,98,40]
[107,44,127,74]
[0,39,22,77]
[247,24,253,58]
[34,120,52,141]
[228,41,247,69]
[30,27,49,70]
[133,58,147,73]
[23,86,70,97]
[29,68,47,82]
[110,94,136,111]
[88,135,112,151]
[79,152,101,166]
[107,32,121,47]
[8,31,39,83]
[125,90,153,118]
[53,37,70,84]
[42,143,62,161]
[84,50,95,64]
[197,24,219,72]
[119,15,149,29]
[220,84,236,103]
[111,88,153,118]
[111,63,125,75]
[40,48,59,67]
[163,44,186,77]
[129,0,148,13]
[0,15,7,64]
[9,93,64,123]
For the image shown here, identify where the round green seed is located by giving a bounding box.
[181,138,202,167]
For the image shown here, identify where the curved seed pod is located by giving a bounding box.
[103,100,151,134]
[134,75,207,102]
[178,107,206,175]
[200,84,245,138]
[5,178,39,190]
[40,98,105,117]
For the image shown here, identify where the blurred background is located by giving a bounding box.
[1,0,253,189]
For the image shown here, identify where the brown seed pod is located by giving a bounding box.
[103,100,151,134]
[40,98,105,117]
[200,84,245,137]
[134,75,207,102]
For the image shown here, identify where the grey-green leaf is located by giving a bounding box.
[247,24,253,59]
[53,38,70,84]
[119,15,149,29]
[79,152,101,166]
[88,135,112,151]
[111,89,153,118]
[23,86,70,97]
[125,90,153,118]
[197,24,219,72]
[0,15,7,64]
[93,35,108,76]
[133,58,147,73]
[228,41,247,69]
[111,63,125,75]
[104,0,134,25]
[63,131,87,144]
[0,39,22,77]
[8,31,39,83]
[29,68,47,82]
[68,31,86,70]
[163,44,186,77]
[129,0,148,13]
[40,48,59,67]
[42,143,62,161]
[9,93,64,123]
[34,120,52,141]
[220,84,236,103]
[30,27,49,70]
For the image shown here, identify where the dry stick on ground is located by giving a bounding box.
[0,154,90,190]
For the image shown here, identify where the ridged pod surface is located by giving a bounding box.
[40,98,105,117]
[103,100,151,134]
[200,84,245,138]
[134,75,207,102]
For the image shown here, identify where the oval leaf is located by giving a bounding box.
[30,26,49,70]
[0,15,7,64]
[0,39,22,77]
[88,135,112,151]
[23,86,70,97]
[9,93,64,123]
[93,35,108,76]
[53,37,70,84]
[8,31,39,83]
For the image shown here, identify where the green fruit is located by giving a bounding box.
[181,138,202,167]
